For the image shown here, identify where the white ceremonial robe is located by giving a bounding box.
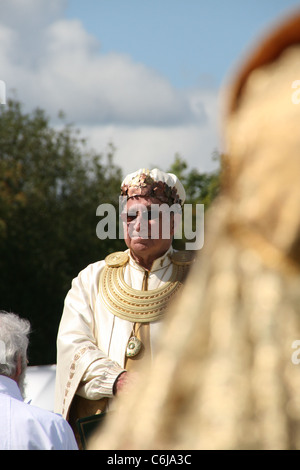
[55,247,178,421]
[0,375,78,450]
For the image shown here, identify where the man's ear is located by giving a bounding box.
[12,354,22,383]
[172,211,182,237]
[16,355,22,378]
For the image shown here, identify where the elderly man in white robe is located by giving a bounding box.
[0,312,78,450]
[54,168,194,442]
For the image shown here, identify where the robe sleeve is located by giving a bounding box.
[54,261,126,419]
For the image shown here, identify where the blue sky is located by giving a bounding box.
[1,0,300,175]
[65,0,300,89]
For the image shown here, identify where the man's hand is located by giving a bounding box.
[113,371,139,395]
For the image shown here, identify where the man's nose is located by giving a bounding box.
[134,214,142,231]
[130,214,148,238]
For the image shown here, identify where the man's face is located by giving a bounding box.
[122,196,175,262]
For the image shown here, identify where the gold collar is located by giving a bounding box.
[99,251,194,323]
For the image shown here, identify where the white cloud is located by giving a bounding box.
[41,20,196,125]
[0,0,67,29]
[0,0,221,175]
[79,118,220,177]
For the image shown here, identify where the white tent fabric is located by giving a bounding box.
[24,365,56,412]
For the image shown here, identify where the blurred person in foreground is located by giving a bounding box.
[0,311,78,450]
[54,169,194,445]
[88,10,300,450]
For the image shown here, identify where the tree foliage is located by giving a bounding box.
[167,153,220,250]
[0,99,124,365]
[168,152,220,205]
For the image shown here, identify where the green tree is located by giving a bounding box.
[167,153,220,250]
[0,99,124,365]
[168,152,220,206]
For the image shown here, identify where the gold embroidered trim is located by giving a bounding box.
[99,260,187,323]
[105,252,129,267]
[170,250,195,266]
[62,345,97,416]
